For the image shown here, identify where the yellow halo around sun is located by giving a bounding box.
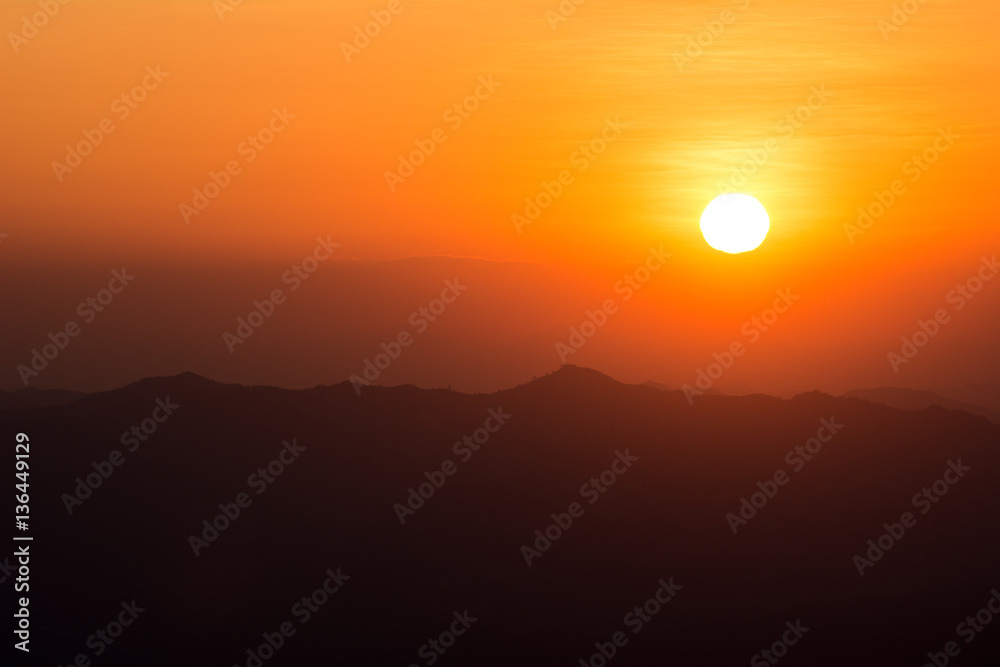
[700,194,770,254]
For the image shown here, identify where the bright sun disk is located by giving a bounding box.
[700,194,770,254]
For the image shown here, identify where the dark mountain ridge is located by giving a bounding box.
[845,386,1000,426]
[2,365,998,665]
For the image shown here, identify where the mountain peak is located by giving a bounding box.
[520,364,623,389]
[109,371,228,396]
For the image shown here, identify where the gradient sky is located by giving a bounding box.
[2,0,999,394]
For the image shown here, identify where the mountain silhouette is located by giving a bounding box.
[941,382,1000,415]
[0,386,86,411]
[3,367,998,666]
[845,386,1000,426]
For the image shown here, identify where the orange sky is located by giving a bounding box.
[1,0,999,394]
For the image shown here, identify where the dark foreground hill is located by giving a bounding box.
[2,366,999,666]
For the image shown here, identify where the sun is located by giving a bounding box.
[700,194,770,254]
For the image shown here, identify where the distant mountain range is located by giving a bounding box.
[0,386,87,410]
[940,382,1000,415]
[844,387,1000,426]
[9,379,1000,427]
[5,256,998,400]
[2,366,998,665]
[645,381,1000,426]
